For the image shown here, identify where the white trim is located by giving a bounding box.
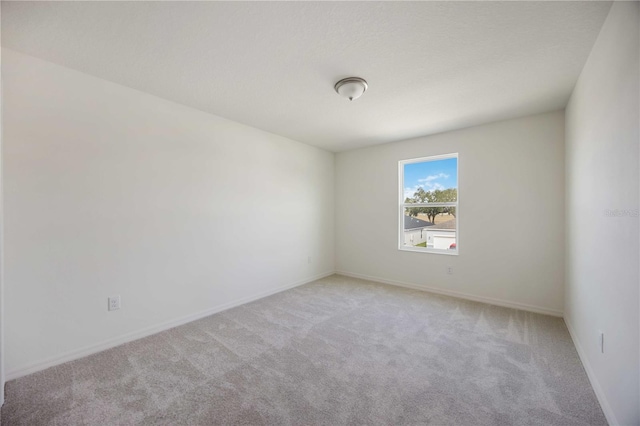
[399,153,458,164]
[399,246,458,256]
[336,271,564,317]
[403,202,456,208]
[564,318,617,426]
[5,271,334,381]
[0,28,5,406]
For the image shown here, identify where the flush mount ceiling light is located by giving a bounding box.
[334,77,368,101]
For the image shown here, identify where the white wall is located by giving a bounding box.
[336,111,565,315]
[565,2,639,425]
[2,49,335,377]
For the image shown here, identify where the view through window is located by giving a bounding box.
[399,154,458,253]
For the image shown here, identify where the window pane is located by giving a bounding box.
[403,157,457,203]
[402,208,457,250]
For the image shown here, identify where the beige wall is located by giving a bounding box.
[336,111,565,315]
[2,49,335,377]
[565,2,640,425]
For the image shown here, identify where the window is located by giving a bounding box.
[399,154,458,254]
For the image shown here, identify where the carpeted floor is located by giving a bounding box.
[2,274,606,425]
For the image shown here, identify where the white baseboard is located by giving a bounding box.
[564,318,617,426]
[5,271,335,381]
[336,271,564,317]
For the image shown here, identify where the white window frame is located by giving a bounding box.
[398,153,459,255]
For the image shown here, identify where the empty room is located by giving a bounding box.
[0,1,638,425]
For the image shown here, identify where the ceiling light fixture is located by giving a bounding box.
[334,77,368,101]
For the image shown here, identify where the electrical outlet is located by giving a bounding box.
[447,267,454,275]
[108,295,121,311]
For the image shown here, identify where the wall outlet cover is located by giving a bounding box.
[108,295,121,311]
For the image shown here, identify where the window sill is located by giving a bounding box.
[398,246,459,256]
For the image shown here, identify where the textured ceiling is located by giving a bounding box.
[2,1,611,152]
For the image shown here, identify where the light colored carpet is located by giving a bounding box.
[2,274,606,425]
